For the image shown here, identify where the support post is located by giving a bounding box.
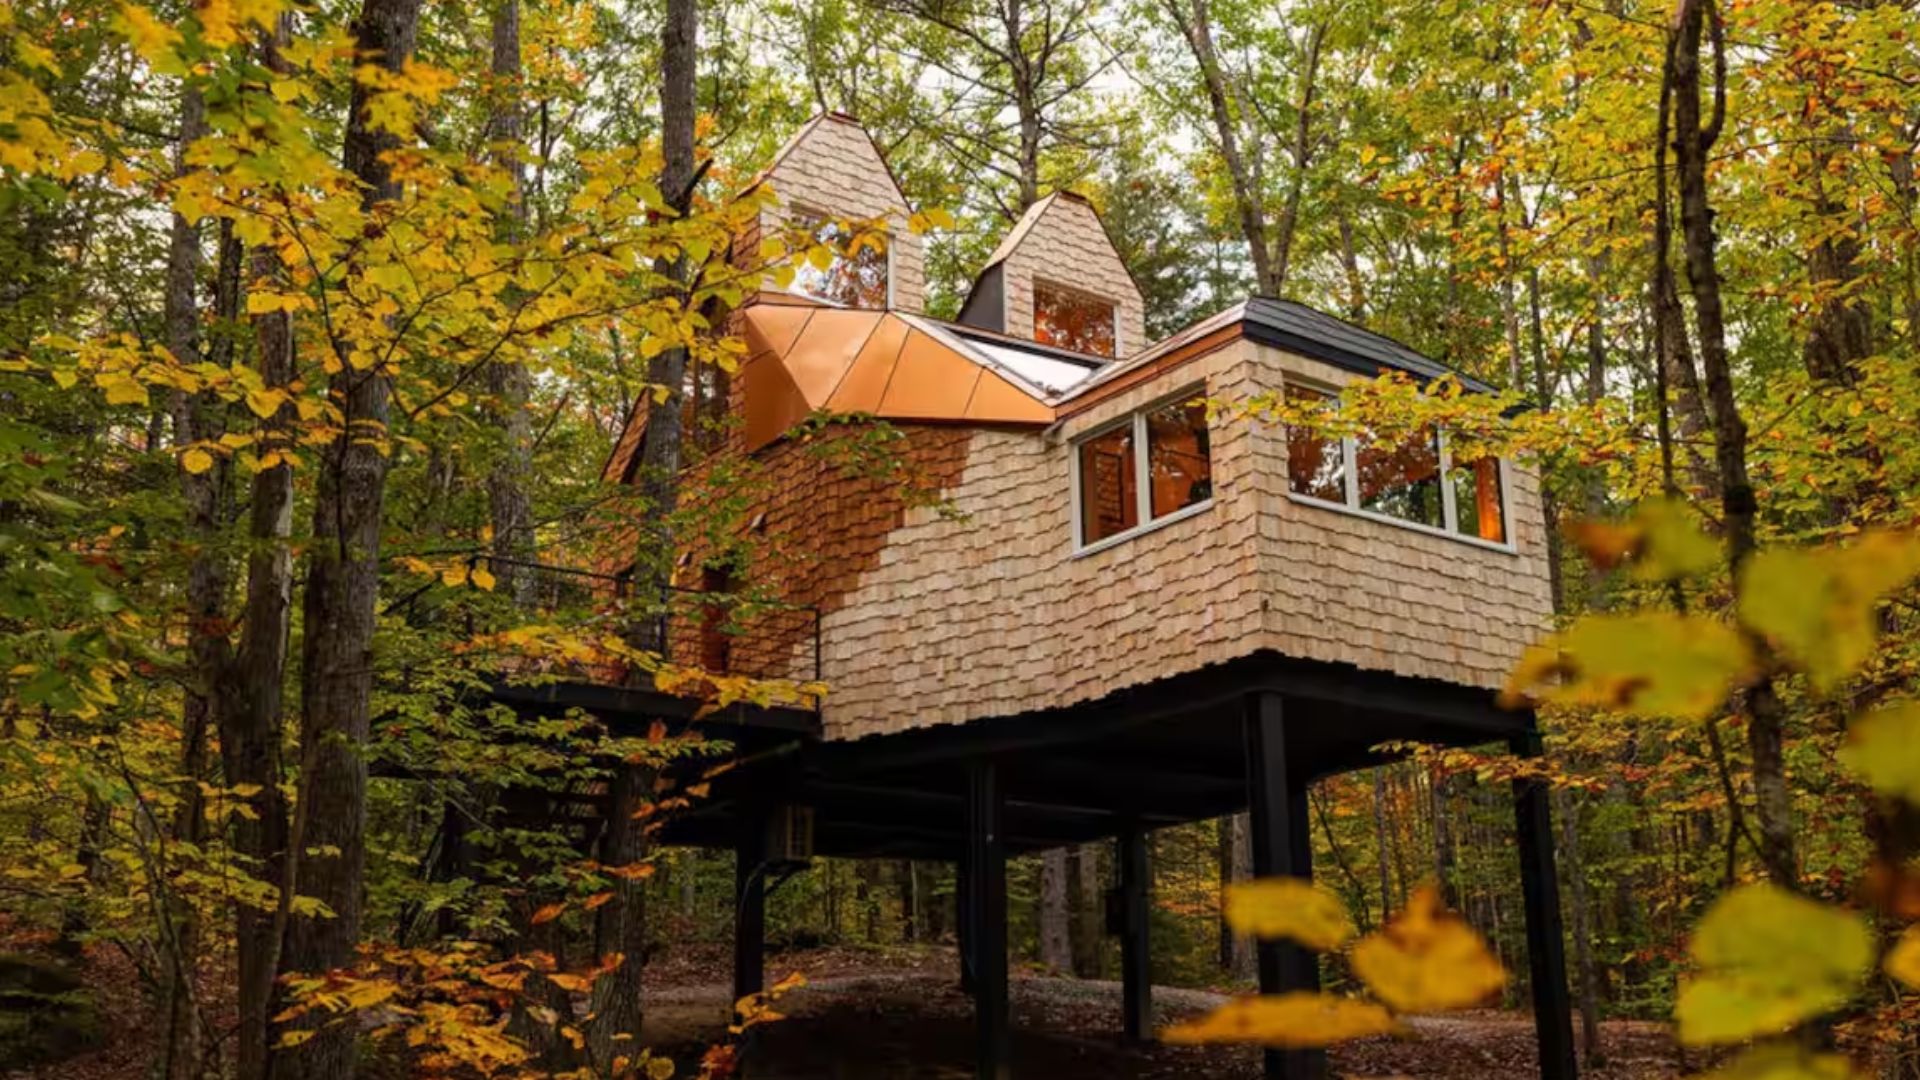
[732,812,766,1017]
[1511,728,1578,1080]
[966,759,1009,1080]
[1243,691,1324,1080]
[1118,822,1151,1043]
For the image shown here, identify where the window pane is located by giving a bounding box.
[1077,425,1137,543]
[1284,385,1346,502]
[792,212,889,308]
[1449,455,1506,542]
[1034,281,1117,358]
[1146,395,1211,519]
[1357,428,1444,528]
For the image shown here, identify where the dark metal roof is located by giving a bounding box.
[1243,296,1496,394]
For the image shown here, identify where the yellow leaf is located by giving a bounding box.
[1675,884,1871,1046]
[1693,1041,1866,1080]
[1503,612,1754,720]
[97,372,149,407]
[470,565,496,591]
[245,388,284,418]
[1224,878,1355,951]
[274,1029,315,1049]
[181,448,214,474]
[1567,498,1719,580]
[548,972,593,992]
[1350,885,1506,1013]
[529,900,566,924]
[1838,702,1920,805]
[1739,532,1920,692]
[1160,992,1400,1048]
[1884,926,1920,990]
[441,565,468,588]
[647,1056,676,1080]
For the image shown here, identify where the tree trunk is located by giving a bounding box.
[220,31,297,1080]
[1663,0,1797,889]
[1371,768,1394,924]
[485,0,535,603]
[1071,842,1104,978]
[1557,788,1605,1066]
[589,767,651,1062]
[160,83,226,1080]
[1168,0,1276,295]
[1038,848,1072,971]
[276,0,422,1075]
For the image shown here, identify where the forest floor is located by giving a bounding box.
[643,944,1691,1079]
[6,940,1690,1078]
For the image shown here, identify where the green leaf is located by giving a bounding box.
[1738,531,1920,692]
[1836,701,1920,805]
[1504,612,1755,720]
[1675,885,1871,1046]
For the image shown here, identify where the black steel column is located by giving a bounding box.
[967,759,1009,1080]
[1243,691,1325,1080]
[1511,728,1578,1080]
[732,812,767,1016]
[1119,822,1152,1043]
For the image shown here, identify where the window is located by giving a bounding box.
[1357,427,1444,529]
[791,210,889,309]
[1034,281,1117,358]
[1284,385,1345,503]
[1077,425,1137,544]
[1448,453,1507,543]
[1283,381,1510,546]
[1073,389,1212,549]
[1146,395,1212,518]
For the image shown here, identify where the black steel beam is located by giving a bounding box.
[1511,728,1578,1080]
[1244,692,1325,1080]
[1119,822,1152,1043]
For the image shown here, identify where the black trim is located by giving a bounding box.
[1243,296,1498,394]
[955,263,1005,333]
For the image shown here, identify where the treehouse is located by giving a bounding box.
[578,113,1575,1080]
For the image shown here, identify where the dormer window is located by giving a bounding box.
[791,209,890,309]
[1034,280,1116,358]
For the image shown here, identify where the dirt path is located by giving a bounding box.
[642,949,1687,1078]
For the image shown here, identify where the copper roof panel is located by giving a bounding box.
[786,308,885,406]
[828,312,910,413]
[879,329,986,418]
[742,351,812,451]
[740,303,816,359]
[964,369,1056,424]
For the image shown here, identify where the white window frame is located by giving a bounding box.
[1068,385,1214,556]
[1032,276,1120,358]
[786,203,896,310]
[1282,380,1517,554]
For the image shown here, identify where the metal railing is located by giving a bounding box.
[386,553,821,688]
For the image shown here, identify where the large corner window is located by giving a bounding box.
[1074,389,1212,549]
[1284,383,1509,546]
[791,209,890,309]
[1034,280,1117,358]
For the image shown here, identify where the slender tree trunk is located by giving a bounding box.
[1371,768,1394,924]
[1168,0,1276,295]
[1039,848,1071,971]
[160,84,227,1080]
[1557,788,1605,1066]
[1430,769,1458,908]
[485,0,535,603]
[221,32,296,1080]
[1664,0,1797,889]
[598,0,699,1053]
[1071,842,1103,978]
[276,1,423,1075]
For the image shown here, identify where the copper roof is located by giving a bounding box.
[738,298,1056,451]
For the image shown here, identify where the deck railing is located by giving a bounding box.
[386,553,821,689]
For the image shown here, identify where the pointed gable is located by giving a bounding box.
[956,191,1146,357]
[755,112,927,314]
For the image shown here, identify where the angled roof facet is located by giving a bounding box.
[737,297,1054,451]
